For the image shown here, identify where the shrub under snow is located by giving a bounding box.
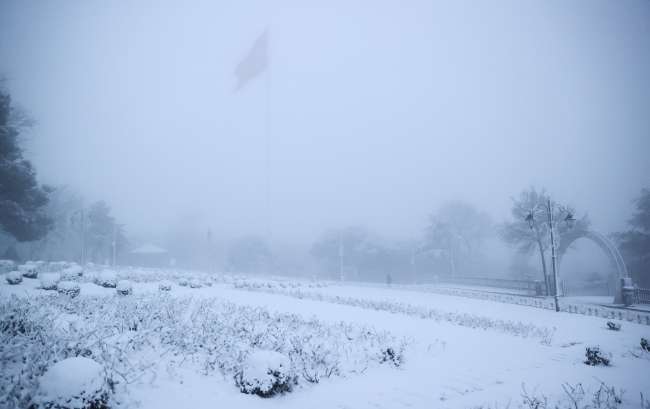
[60,266,84,281]
[18,264,38,279]
[236,351,294,397]
[6,271,23,285]
[0,260,16,274]
[189,279,202,289]
[94,270,118,288]
[178,278,188,286]
[30,357,110,409]
[40,273,61,290]
[57,281,81,298]
[158,280,172,291]
[116,280,133,296]
[48,261,69,272]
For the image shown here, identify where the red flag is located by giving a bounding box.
[233,29,268,92]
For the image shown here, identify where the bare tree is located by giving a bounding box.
[423,201,493,276]
[498,186,588,294]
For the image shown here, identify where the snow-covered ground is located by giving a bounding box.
[2,268,649,409]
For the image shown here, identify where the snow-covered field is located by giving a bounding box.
[1,266,649,409]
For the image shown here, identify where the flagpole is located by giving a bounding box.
[266,29,271,240]
[207,219,211,275]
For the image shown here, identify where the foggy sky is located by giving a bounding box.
[1,0,649,243]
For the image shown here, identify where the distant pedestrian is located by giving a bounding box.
[386,274,392,286]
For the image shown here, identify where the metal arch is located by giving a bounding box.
[555,224,628,302]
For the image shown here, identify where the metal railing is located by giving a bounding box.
[635,287,650,305]
[433,275,536,292]
[561,281,612,297]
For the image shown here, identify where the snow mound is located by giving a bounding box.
[95,270,118,288]
[57,281,81,298]
[158,280,173,291]
[189,279,202,288]
[6,271,22,285]
[178,278,188,286]
[236,351,294,397]
[116,280,133,296]
[31,357,109,409]
[40,273,61,290]
[18,264,38,278]
[204,278,213,287]
[61,266,84,281]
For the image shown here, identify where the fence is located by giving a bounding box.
[434,275,536,293]
[342,281,650,326]
[561,281,612,297]
[635,287,650,305]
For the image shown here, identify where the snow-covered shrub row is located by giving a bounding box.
[0,260,16,274]
[0,292,407,407]
[236,283,555,342]
[47,261,69,272]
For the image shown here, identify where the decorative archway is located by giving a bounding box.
[556,224,627,302]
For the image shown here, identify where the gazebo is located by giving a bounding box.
[128,244,170,268]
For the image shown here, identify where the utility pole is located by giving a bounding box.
[339,233,343,281]
[71,208,91,266]
[208,229,212,274]
[411,230,416,285]
[112,220,116,267]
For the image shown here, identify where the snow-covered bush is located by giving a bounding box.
[6,271,22,285]
[40,273,61,290]
[585,346,611,366]
[116,280,133,296]
[236,351,295,397]
[171,271,180,279]
[47,261,68,273]
[30,357,110,409]
[189,279,202,289]
[61,266,84,281]
[18,264,38,279]
[57,281,81,298]
[158,280,172,291]
[94,270,118,288]
[0,260,16,274]
[606,321,621,331]
[204,278,213,287]
[641,338,649,352]
[178,278,188,286]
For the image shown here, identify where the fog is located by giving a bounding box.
[1,1,649,271]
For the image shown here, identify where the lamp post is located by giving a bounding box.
[71,208,93,266]
[525,198,576,312]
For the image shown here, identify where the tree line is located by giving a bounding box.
[0,80,126,265]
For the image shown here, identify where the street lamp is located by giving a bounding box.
[525,198,575,312]
[71,208,92,266]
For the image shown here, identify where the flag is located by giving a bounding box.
[233,29,268,92]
